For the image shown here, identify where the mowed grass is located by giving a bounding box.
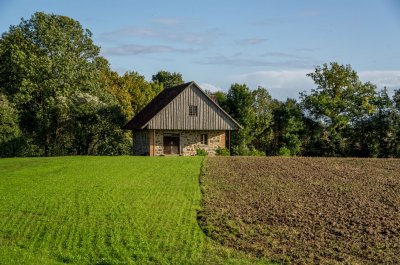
[0,156,269,265]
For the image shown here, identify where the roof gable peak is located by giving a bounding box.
[122,81,242,130]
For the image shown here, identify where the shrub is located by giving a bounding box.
[231,144,248,156]
[216,147,230,156]
[248,147,265,156]
[232,144,265,156]
[196,148,208,156]
[279,147,292,156]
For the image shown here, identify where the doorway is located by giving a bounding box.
[163,133,180,155]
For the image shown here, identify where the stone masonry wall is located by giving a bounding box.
[153,130,225,156]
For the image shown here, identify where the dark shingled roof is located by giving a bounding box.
[122,82,193,129]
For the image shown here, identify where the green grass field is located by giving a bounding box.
[0,156,269,265]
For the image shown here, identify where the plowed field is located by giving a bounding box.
[199,157,400,264]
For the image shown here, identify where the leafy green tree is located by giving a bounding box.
[122,71,162,118]
[0,94,23,157]
[69,92,129,155]
[348,89,394,157]
[212,91,228,111]
[225,84,274,155]
[101,70,163,121]
[393,90,400,156]
[100,68,133,119]
[225,84,253,126]
[0,12,128,156]
[225,83,254,150]
[357,88,400,157]
[151,70,184,88]
[394,89,400,109]
[271,99,305,156]
[301,117,325,156]
[250,87,274,153]
[300,62,378,156]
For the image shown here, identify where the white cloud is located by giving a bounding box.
[103,27,155,38]
[102,27,221,45]
[199,83,222,92]
[231,70,313,99]
[300,11,320,17]
[261,52,309,59]
[358,71,400,92]
[236,38,268,45]
[231,70,400,100]
[103,44,202,55]
[151,18,179,25]
[197,56,318,68]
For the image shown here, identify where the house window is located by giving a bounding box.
[189,105,198,116]
[201,134,208,145]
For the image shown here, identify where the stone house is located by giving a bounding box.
[122,81,241,156]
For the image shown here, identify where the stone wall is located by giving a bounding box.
[153,130,225,156]
[154,130,164,156]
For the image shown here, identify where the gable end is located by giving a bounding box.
[123,81,241,130]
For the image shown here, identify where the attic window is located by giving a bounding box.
[189,105,198,116]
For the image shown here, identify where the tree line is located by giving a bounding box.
[215,66,400,157]
[1,12,399,157]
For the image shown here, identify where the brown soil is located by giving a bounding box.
[199,157,400,264]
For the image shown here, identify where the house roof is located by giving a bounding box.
[122,81,242,130]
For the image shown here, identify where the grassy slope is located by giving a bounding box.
[0,156,268,265]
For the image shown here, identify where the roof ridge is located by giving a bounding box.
[190,82,243,129]
[163,81,193,90]
[122,81,242,130]
[122,82,191,130]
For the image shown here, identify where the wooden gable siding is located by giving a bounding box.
[147,84,238,130]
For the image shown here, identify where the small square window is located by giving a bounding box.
[201,134,208,145]
[189,105,198,116]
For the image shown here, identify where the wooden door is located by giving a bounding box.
[163,136,180,155]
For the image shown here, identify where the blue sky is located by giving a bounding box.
[1,0,400,99]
